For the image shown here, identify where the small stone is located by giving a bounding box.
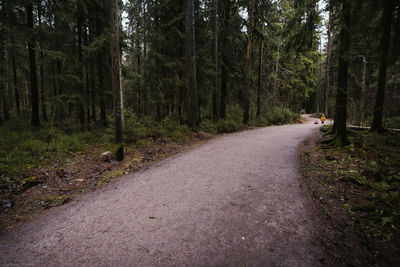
[2,200,13,208]
[101,151,113,162]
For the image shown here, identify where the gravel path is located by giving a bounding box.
[1,115,322,266]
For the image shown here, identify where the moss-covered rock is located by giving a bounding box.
[20,176,42,190]
[115,144,124,161]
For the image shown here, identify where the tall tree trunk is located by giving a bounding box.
[371,0,394,133]
[212,0,219,122]
[184,0,199,127]
[317,43,322,113]
[38,2,48,122]
[12,50,20,115]
[243,0,254,124]
[98,59,107,127]
[273,40,280,105]
[96,15,106,127]
[1,41,10,120]
[324,10,333,116]
[26,3,40,127]
[257,14,265,118]
[77,4,85,129]
[220,0,231,120]
[84,27,91,125]
[111,0,124,160]
[332,0,351,146]
[90,64,96,121]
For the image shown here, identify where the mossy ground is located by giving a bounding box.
[300,126,400,266]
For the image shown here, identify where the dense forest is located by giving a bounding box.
[1,1,400,263]
[1,0,399,148]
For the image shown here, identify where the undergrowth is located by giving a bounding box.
[303,126,400,264]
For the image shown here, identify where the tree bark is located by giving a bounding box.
[371,0,394,133]
[26,3,40,127]
[257,14,265,118]
[220,0,231,120]
[243,0,254,124]
[332,0,351,146]
[111,0,124,160]
[84,26,91,125]
[184,0,199,127]
[324,10,333,116]
[212,0,219,122]
[12,50,20,115]
[38,2,48,122]
[77,3,85,129]
[96,17,106,127]
[1,41,10,120]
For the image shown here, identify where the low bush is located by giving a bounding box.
[265,107,299,125]
[384,116,400,129]
[216,119,244,133]
[199,119,217,134]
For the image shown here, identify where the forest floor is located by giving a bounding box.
[1,115,324,266]
[299,125,400,266]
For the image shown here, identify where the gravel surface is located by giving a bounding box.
[0,115,323,266]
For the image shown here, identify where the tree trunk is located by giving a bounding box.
[220,0,231,120]
[38,2,48,122]
[184,0,199,127]
[273,41,280,105]
[371,0,394,133]
[332,0,351,146]
[324,10,333,116]
[1,41,10,120]
[12,50,20,115]
[243,0,254,124]
[26,3,40,127]
[257,14,265,118]
[90,64,96,121]
[212,0,219,122]
[84,27,91,125]
[77,4,85,129]
[317,43,322,113]
[111,0,124,160]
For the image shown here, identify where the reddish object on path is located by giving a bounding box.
[314,120,319,124]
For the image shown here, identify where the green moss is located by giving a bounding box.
[20,176,42,190]
[42,194,70,207]
[115,144,124,161]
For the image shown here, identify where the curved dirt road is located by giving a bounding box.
[1,116,322,266]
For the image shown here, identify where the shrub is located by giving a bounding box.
[265,107,299,125]
[216,120,244,133]
[199,119,217,134]
[171,125,191,141]
[384,116,400,129]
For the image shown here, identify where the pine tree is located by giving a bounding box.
[371,0,395,133]
[332,0,351,146]
[26,2,40,127]
[185,0,199,127]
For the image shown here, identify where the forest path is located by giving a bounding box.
[0,115,323,266]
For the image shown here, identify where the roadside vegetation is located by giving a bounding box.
[300,125,400,266]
